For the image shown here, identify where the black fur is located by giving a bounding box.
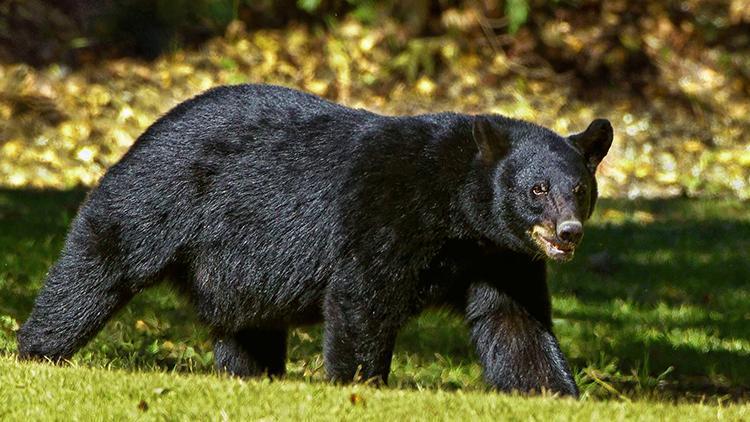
[17,84,612,397]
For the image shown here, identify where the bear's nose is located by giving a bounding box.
[557,220,583,244]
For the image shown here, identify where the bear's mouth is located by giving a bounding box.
[530,225,577,262]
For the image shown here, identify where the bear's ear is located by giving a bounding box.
[472,115,510,165]
[569,118,613,173]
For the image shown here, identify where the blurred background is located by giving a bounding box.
[1,0,749,198]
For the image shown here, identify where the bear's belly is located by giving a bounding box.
[186,261,330,331]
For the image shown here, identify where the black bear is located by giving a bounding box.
[18,84,612,397]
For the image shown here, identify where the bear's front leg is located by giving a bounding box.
[322,281,406,385]
[466,276,578,397]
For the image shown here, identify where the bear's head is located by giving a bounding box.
[464,115,613,261]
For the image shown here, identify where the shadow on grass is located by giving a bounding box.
[1,189,749,400]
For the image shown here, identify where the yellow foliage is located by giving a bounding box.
[415,77,436,96]
[0,19,749,199]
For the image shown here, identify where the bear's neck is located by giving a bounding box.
[394,113,481,239]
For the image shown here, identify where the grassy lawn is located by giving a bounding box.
[2,358,748,421]
[1,189,749,419]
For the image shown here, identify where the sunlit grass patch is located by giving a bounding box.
[1,356,749,421]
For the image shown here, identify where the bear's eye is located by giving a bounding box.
[531,183,549,196]
[573,183,585,197]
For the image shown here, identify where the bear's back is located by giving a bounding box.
[75,85,406,325]
[93,84,375,222]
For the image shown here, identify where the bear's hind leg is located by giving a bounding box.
[214,328,288,377]
[17,253,135,361]
[17,210,168,362]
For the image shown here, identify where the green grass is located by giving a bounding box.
[1,189,750,419]
[2,358,748,421]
